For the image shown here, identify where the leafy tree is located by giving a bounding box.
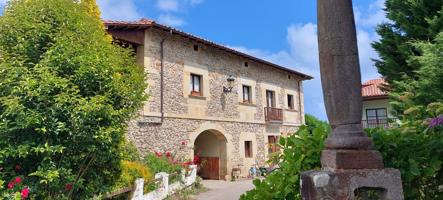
[80,0,101,19]
[0,0,146,199]
[372,0,442,84]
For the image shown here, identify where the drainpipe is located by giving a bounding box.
[159,30,173,123]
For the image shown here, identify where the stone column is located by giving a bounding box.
[300,0,404,199]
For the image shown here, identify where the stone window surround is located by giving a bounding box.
[237,77,257,105]
[285,89,298,111]
[183,61,210,99]
[261,83,281,109]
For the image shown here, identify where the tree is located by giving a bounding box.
[0,0,146,199]
[80,0,101,19]
[372,0,442,84]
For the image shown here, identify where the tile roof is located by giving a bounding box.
[362,78,389,100]
[103,18,313,80]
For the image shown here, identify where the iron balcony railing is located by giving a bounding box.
[362,118,398,129]
[264,107,283,122]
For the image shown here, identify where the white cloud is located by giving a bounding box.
[157,0,179,12]
[355,0,388,27]
[158,14,185,27]
[97,0,141,20]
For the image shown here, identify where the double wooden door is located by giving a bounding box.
[198,157,219,180]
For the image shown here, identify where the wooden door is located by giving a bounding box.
[198,157,219,180]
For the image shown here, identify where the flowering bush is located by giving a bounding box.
[1,176,30,200]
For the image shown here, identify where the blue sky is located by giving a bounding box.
[0,0,389,121]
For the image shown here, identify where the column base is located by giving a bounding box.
[321,149,384,169]
[300,169,404,200]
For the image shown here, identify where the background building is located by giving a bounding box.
[361,78,396,129]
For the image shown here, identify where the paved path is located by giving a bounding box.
[194,180,254,200]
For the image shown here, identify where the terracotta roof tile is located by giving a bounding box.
[103,18,313,80]
[362,78,389,100]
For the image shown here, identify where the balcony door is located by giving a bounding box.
[266,90,275,108]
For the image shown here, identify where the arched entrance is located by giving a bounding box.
[194,130,227,180]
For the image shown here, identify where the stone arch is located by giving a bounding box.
[190,122,232,180]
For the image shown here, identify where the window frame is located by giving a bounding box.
[190,73,203,96]
[244,141,253,158]
[266,90,276,108]
[287,94,294,110]
[365,108,387,121]
[242,85,252,104]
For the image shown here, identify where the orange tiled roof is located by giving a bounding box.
[103,18,313,80]
[362,78,389,100]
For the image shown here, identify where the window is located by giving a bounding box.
[268,136,280,154]
[244,141,252,158]
[244,62,249,67]
[266,90,275,107]
[190,74,202,96]
[242,85,252,103]
[366,108,387,121]
[193,44,199,51]
[287,94,294,110]
[365,108,388,128]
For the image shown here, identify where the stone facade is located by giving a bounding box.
[107,22,311,180]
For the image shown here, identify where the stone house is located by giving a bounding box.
[104,19,312,180]
[361,78,396,128]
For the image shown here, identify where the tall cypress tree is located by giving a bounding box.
[372,0,442,84]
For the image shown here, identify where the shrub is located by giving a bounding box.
[240,116,328,200]
[120,140,142,162]
[145,153,184,175]
[0,0,146,198]
[113,161,152,190]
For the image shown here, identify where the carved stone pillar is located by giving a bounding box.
[300,0,404,199]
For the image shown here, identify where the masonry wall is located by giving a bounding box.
[127,28,306,178]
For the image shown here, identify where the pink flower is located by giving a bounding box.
[65,183,73,191]
[14,177,22,184]
[154,151,162,157]
[21,187,29,199]
[7,181,14,189]
[181,141,187,146]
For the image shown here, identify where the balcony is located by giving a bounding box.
[362,118,398,129]
[264,107,283,123]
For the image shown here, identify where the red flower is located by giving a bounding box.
[14,177,22,184]
[65,183,73,191]
[166,152,171,158]
[181,141,187,146]
[154,151,162,157]
[7,181,15,189]
[21,187,29,199]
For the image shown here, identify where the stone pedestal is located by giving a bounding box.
[301,169,404,200]
[299,0,405,199]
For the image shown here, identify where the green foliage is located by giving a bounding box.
[372,0,442,84]
[144,153,183,175]
[0,0,146,199]
[367,128,443,199]
[240,116,329,200]
[113,161,152,191]
[120,140,142,162]
[368,101,443,199]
